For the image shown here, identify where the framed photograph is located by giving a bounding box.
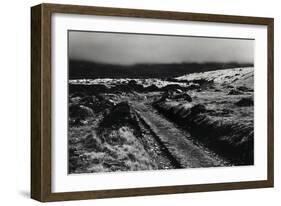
[31,3,274,202]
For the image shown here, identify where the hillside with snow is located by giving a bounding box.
[176,67,254,89]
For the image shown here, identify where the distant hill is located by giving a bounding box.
[176,67,254,89]
[68,60,253,79]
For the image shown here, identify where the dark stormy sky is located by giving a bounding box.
[69,31,254,65]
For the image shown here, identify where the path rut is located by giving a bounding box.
[132,101,226,168]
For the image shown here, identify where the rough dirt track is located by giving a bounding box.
[131,100,227,168]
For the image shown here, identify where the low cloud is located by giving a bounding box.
[69,31,254,65]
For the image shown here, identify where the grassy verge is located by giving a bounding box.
[153,101,253,165]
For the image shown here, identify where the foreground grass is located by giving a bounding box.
[69,102,157,173]
[153,99,253,165]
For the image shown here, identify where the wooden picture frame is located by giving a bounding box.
[31,3,274,202]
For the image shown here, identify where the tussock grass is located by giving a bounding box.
[154,101,254,165]
[68,91,114,126]
[69,102,157,173]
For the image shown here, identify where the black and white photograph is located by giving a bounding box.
[68,30,254,174]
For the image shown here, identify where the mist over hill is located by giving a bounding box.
[68,60,253,79]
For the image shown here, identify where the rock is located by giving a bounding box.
[186,83,200,90]
[225,85,234,89]
[69,104,94,120]
[175,89,183,93]
[84,133,102,150]
[173,93,192,102]
[128,80,137,85]
[235,97,254,107]
[161,84,183,92]
[191,104,207,114]
[237,86,254,92]
[228,89,243,95]
[191,79,214,86]
[145,84,159,92]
